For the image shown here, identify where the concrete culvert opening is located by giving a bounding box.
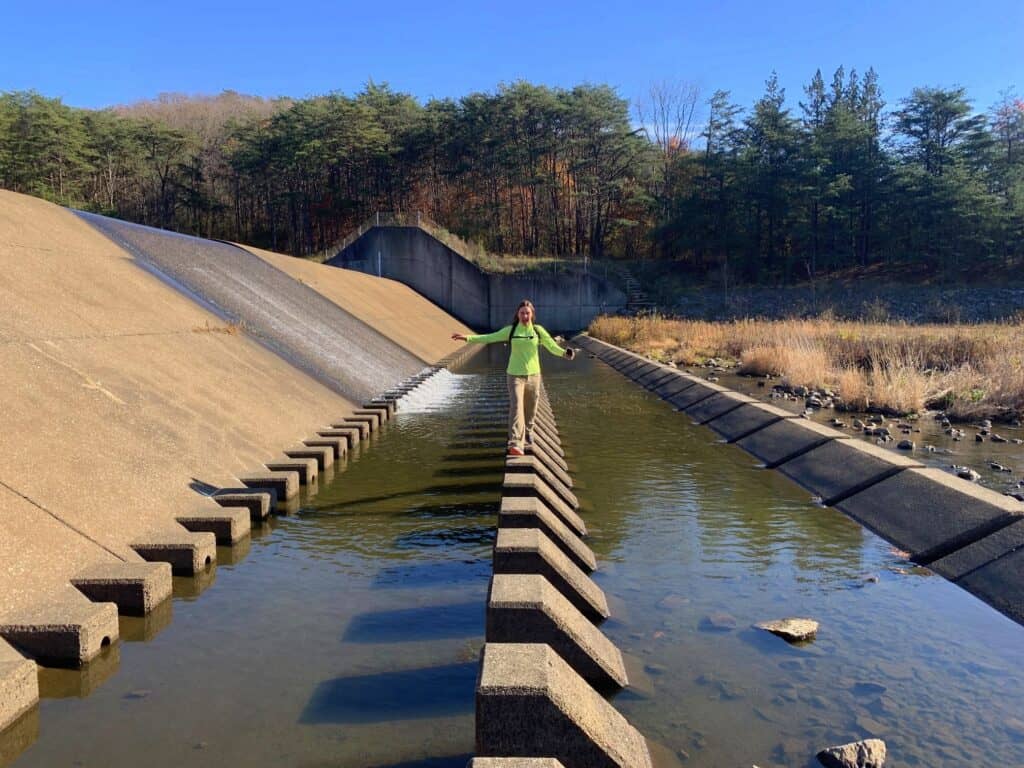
[100,636,111,647]
[204,555,213,566]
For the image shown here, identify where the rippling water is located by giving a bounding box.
[6,347,1023,768]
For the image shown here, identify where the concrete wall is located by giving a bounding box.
[574,334,1024,629]
[330,227,627,332]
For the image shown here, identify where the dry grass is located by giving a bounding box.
[589,314,1024,420]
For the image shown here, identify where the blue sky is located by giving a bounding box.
[2,0,1021,118]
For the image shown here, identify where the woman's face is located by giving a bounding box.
[517,304,534,324]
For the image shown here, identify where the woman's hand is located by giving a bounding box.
[451,332,468,341]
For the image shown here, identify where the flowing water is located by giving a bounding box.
[5,347,1024,768]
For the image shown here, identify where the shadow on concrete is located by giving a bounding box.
[300,662,477,724]
[432,466,504,479]
[342,601,483,643]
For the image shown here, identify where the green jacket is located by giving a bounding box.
[467,322,566,375]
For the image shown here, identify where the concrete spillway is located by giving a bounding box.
[76,212,425,403]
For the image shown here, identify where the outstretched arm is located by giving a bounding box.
[452,325,512,344]
[536,326,575,359]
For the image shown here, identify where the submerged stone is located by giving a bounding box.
[816,738,887,768]
[754,617,819,643]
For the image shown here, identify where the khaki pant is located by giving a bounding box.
[507,373,541,450]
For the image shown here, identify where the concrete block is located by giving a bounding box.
[651,374,698,399]
[493,529,609,622]
[683,391,758,424]
[533,422,560,444]
[283,444,333,470]
[239,470,300,501]
[212,488,272,520]
[641,369,679,390]
[836,468,1024,567]
[342,413,378,433]
[526,441,571,475]
[0,640,38,731]
[350,410,382,430]
[265,457,318,485]
[627,362,662,382]
[955,545,1024,627]
[323,424,365,445]
[506,458,579,510]
[508,452,573,489]
[176,507,251,545]
[635,365,671,387]
[735,418,848,468]
[119,595,173,642]
[476,643,652,768]
[504,474,585,536]
[704,402,795,442]
[488,574,627,692]
[303,436,347,460]
[1,599,119,667]
[928,514,1024,584]
[70,562,172,615]
[533,431,565,459]
[666,380,727,410]
[364,399,395,418]
[499,496,593,569]
[357,404,390,422]
[777,438,922,505]
[132,530,216,575]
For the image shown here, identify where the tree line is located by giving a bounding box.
[0,71,1021,283]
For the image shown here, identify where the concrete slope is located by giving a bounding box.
[0,190,363,619]
[240,244,472,364]
[76,211,425,403]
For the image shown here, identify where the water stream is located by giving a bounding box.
[5,347,1023,767]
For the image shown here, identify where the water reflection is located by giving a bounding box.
[545,352,1024,768]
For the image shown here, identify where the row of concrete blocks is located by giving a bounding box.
[476,386,655,768]
[0,349,483,734]
[573,334,1024,628]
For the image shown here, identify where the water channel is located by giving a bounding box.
[5,347,1024,767]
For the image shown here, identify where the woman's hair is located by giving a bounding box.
[511,299,535,326]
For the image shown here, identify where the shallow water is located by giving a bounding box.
[5,347,1024,768]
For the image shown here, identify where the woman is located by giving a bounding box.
[452,299,575,456]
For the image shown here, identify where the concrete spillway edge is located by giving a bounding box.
[573,334,1024,629]
[476,382,654,768]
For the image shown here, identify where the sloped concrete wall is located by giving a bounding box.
[331,227,626,332]
[575,334,1024,628]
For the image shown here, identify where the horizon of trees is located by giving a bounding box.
[0,71,1021,284]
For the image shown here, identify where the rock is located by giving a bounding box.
[953,465,981,482]
[975,433,985,442]
[831,418,847,428]
[754,617,819,643]
[757,380,766,387]
[816,738,887,768]
[852,419,865,429]
[980,419,993,429]
[701,611,737,631]
[124,689,151,700]
[896,439,915,451]
[990,462,1011,472]
[657,593,690,610]
[807,396,823,408]
[992,433,1008,443]
[1013,438,1024,445]
[793,385,809,397]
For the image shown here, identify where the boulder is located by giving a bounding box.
[816,738,887,768]
[754,617,818,643]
